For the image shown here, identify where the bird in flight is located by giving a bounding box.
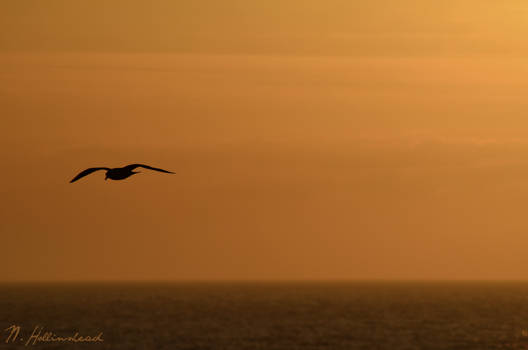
[70,164,174,183]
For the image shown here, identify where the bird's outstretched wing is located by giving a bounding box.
[123,164,174,174]
[70,167,110,183]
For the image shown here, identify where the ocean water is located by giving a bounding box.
[0,281,528,349]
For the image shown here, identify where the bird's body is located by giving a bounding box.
[106,167,141,180]
[70,164,174,183]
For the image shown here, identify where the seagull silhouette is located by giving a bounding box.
[70,164,174,183]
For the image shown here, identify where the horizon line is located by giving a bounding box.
[2,278,528,284]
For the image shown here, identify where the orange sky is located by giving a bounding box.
[2,0,528,280]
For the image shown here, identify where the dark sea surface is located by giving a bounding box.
[1,281,528,349]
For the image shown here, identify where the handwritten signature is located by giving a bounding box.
[3,325,103,346]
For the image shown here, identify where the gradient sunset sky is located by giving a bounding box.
[2,0,528,280]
